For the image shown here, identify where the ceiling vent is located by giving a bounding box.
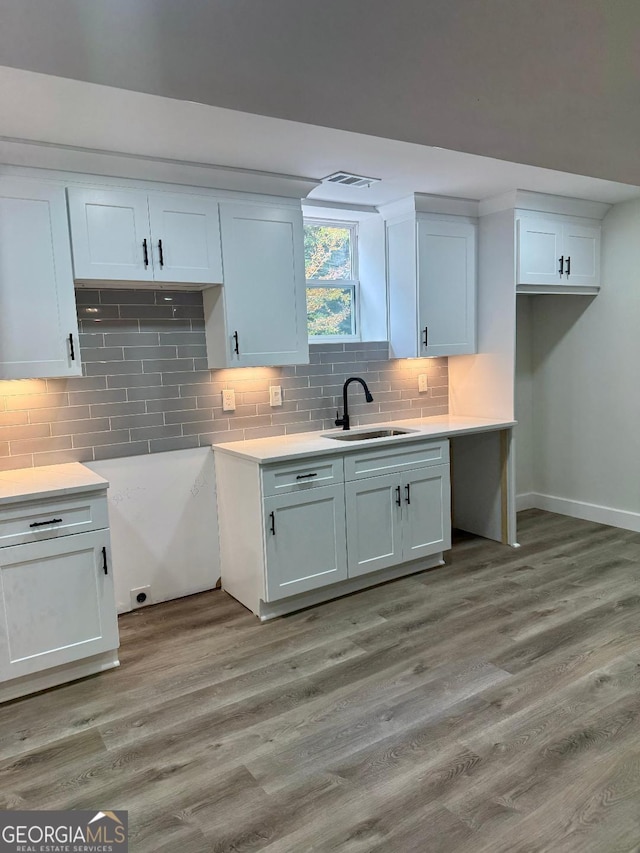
[322,171,381,189]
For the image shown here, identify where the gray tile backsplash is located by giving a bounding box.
[0,290,448,470]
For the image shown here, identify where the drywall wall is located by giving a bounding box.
[356,214,388,342]
[515,297,534,504]
[449,209,516,419]
[529,198,640,530]
[3,4,640,186]
[88,447,219,613]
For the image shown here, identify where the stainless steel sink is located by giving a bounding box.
[324,428,417,442]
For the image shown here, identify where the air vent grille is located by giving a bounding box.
[322,171,381,188]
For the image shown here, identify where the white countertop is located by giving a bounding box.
[0,462,109,506]
[212,415,516,464]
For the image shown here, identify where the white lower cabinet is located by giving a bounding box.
[346,473,403,577]
[215,438,451,619]
[402,465,451,561]
[346,464,451,578]
[0,484,119,701]
[0,530,117,682]
[264,485,348,600]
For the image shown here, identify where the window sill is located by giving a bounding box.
[308,335,361,345]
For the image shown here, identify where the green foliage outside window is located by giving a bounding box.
[304,223,355,337]
[306,287,354,336]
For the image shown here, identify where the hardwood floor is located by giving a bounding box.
[2,509,640,852]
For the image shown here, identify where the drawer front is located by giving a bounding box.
[344,440,449,481]
[0,492,109,548]
[262,457,344,497]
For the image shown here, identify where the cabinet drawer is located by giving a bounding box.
[0,492,109,549]
[344,440,449,481]
[262,457,344,496]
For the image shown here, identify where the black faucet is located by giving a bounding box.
[335,377,374,431]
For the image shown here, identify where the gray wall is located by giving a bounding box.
[1,1,638,184]
[0,289,448,471]
[515,297,534,500]
[515,199,640,519]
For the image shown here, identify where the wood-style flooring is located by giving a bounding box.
[2,509,640,852]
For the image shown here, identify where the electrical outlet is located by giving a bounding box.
[418,374,428,393]
[222,389,236,412]
[269,385,283,407]
[130,586,152,609]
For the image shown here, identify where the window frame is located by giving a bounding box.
[304,218,360,343]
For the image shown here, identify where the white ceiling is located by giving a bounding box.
[1,66,639,208]
[1,0,640,187]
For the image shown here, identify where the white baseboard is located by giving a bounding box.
[516,492,537,511]
[518,492,640,534]
[0,650,119,704]
[255,554,445,621]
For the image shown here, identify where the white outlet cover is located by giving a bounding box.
[130,586,152,609]
[270,385,283,406]
[222,389,236,411]
[418,374,428,392]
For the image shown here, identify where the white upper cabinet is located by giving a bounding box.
[562,222,600,288]
[204,202,309,367]
[516,218,564,286]
[417,217,477,357]
[147,193,223,285]
[67,188,154,282]
[387,214,477,359]
[0,178,81,380]
[67,187,223,286]
[516,215,601,291]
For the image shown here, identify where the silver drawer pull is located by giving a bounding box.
[29,517,62,528]
[296,473,318,480]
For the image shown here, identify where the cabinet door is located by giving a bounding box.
[562,222,600,288]
[147,193,223,284]
[346,473,403,578]
[264,485,347,601]
[0,530,119,683]
[0,178,81,380]
[401,464,451,562]
[219,203,309,367]
[517,218,563,286]
[67,187,154,282]
[417,218,477,356]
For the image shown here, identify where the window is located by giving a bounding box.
[304,219,358,340]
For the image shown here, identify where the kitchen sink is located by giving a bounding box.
[323,428,418,442]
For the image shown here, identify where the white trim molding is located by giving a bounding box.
[516,492,538,512]
[518,492,640,533]
[480,189,611,220]
[377,193,480,221]
[0,137,320,199]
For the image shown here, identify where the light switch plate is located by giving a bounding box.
[222,389,236,412]
[269,385,283,407]
[418,374,428,392]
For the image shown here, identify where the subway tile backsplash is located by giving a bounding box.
[0,290,448,471]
